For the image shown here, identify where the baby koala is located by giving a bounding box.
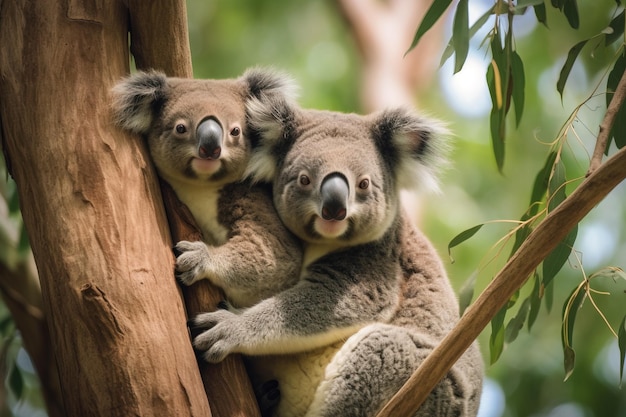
[110,68,302,309]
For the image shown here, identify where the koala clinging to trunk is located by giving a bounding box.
[110,69,302,309]
[190,94,484,416]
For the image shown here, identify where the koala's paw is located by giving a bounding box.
[174,240,212,286]
[191,309,240,363]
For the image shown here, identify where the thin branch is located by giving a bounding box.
[376,143,626,417]
[587,67,626,176]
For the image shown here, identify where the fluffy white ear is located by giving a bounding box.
[244,87,298,184]
[242,67,299,103]
[110,70,168,134]
[373,107,451,193]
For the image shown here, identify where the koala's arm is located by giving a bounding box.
[191,233,401,363]
[176,183,303,307]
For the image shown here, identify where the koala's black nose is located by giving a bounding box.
[196,117,223,159]
[320,173,349,221]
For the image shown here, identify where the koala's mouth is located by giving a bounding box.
[313,216,349,239]
[191,157,222,176]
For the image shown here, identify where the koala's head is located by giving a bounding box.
[110,68,296,187]
[246,97,449,246]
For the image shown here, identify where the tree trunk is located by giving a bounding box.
[0,1,258,415]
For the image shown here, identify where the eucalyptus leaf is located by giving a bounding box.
[8,365,24,399]
[505,297,531,343]
[557,40,588,100]
[490,307,507,364]
[407,0,453,54]
[517,0,547,7]
[545,279,554,312]
[533,2,548,27]
[542,224,578,288]
[562,286,586,380]
[530,151,558,210]
[563,0,580,29]
[487,62,506,172]
[528,273,542,331]
[459,271,478,316]
[606,51,626,152]
[605,10,625,46]
[563,345,576,381]
[511,50,525,127]
[452,0,470,74]
[547,158,567,212]
[440,4,495,67]
[448,224,484,262]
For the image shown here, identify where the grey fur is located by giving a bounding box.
[192,97,483,417]
[110,69,302,308]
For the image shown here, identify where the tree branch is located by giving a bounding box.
[587,68,626,176]
[377,143,626,417]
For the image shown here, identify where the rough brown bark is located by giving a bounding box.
[0,1,256,416]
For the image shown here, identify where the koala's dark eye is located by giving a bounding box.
[230,126,241,137]
[358,178,370,190]
[175,124,187,134]
[299,175,311,186]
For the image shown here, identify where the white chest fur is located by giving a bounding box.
[169,180,229,246]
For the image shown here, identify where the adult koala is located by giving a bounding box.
[110,69,302,309]
[189,92,484,416]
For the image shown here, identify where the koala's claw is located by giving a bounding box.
[172,245,183,258]
[174,240,211,286]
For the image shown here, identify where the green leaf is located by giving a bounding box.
[533,2,548,27]
[452,0,470,74]
[547,157,567,212]
[563,0,579,29]
[407,0,453,54]
[490,307,507,364]
[528,272,542,331]
[606,51,626,152]
[563,346,576,381]
[0,314,14,336]
[8,365,24,399]
[551,0,564,9]
[617,316,626,388]
[517,0,547,7]
[440,5,495,67]
[510,215,533,257]
[487,62,506,172]
[505,297,531,343]
[511,50,525,127]
[545,279,555,312]
[542,225,578,288]
[448,224,484,262]
[557,40,588,100]
[530,151,558,210]
[562,286,586,381]
[458,271,478,316]
[605,10,625,46]
[487,35,507,172]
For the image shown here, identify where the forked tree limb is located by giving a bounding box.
[587,68,626,176]
[377,68,626,417]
